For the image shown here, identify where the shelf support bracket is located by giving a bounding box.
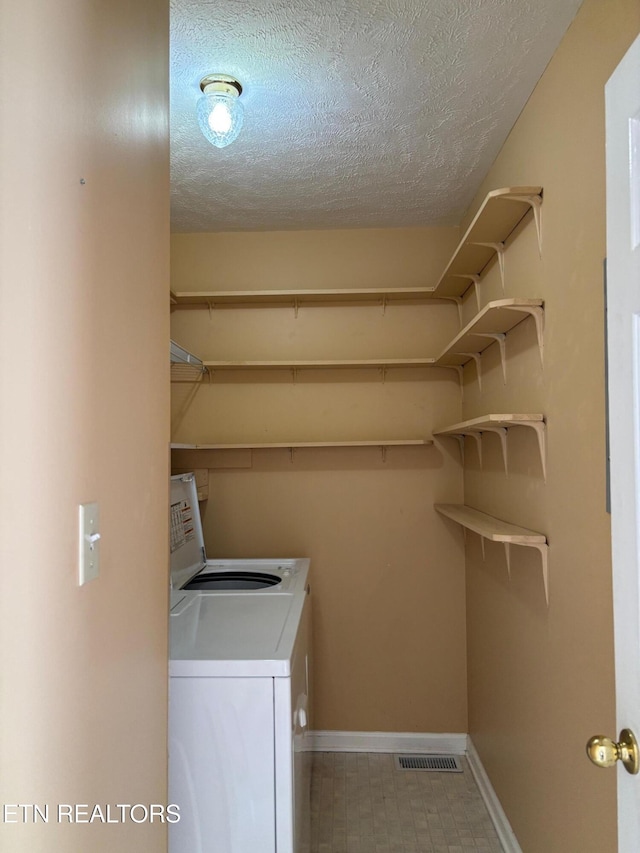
[505,305,545,367]
[453,275,482,312]
[480,536,486,562]
[444,365,465,400]
[509,194,543,256]
[460,353,482,391]
[381,445,387,463]
[481,426,509,475]
[461,430,482,468]
[294,297,300,319]
[382,295,388,316]
[451,435,465,466]
[505,541,549,605]
[435,364,466,400]
[289,447,295,464]
[208,301,214,320]
[435,295,464,326]
[450,296,463,327]
[513,420,547,482]
[535,543,550,606]
[471,242,506,292]
[504,543,511,579]
[291,367,298,384]
[476,333,507,384]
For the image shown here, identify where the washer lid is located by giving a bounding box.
[170,473,206,590]
[170,592,300,677]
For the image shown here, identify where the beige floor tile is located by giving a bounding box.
[310,752,503,853]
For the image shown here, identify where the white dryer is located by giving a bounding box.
[168,474,312,853]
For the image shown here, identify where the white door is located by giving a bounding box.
[605,32,640,853]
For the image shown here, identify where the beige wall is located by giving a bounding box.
[171,228,470,732]
[171,227,460,291]
[460,1,640,851]
[0,2,170,851]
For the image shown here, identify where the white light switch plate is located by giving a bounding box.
[79,502,100,585]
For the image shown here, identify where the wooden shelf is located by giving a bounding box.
[171,440,432,449]
[432,187,543,301]
[435,298,544,387]
[171,439,432,463]
[435,503,545,544]
[435,503,549,603]
[171,287,436,310]
[203,358,436,372]
[434,414,546,480]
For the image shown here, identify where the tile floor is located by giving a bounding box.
[310,752,503,853]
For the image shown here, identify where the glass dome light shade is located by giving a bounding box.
[197,90,244,148]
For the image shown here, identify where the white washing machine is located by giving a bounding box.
[168,474,312,853]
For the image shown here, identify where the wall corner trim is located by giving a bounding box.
[308,730,468,754]
[466,737,523,853]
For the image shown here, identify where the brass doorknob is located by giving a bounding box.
[586,728,639,775]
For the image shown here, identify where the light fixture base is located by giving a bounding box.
[199,74,242,98]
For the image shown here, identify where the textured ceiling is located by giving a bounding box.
[170,0,583,232]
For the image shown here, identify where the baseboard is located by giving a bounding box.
[466,737,522,853]
[309,730,468,755]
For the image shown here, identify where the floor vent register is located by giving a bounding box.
[394,754,462,773]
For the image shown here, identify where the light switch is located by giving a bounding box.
[79,502,100,585]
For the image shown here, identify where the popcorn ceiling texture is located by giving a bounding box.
[170,0,583,232]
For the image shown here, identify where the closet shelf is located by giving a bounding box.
[171,440,432,449]
[202,358,436,372]
[433,414,546,480]
[435,503,549,603]
[434,298,544,387]
[171,287,436,310]
[432,186,543,300]
[435,502,545,543]
[171,439,432,463]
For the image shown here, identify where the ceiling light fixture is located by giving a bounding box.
[197,74,244,148]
